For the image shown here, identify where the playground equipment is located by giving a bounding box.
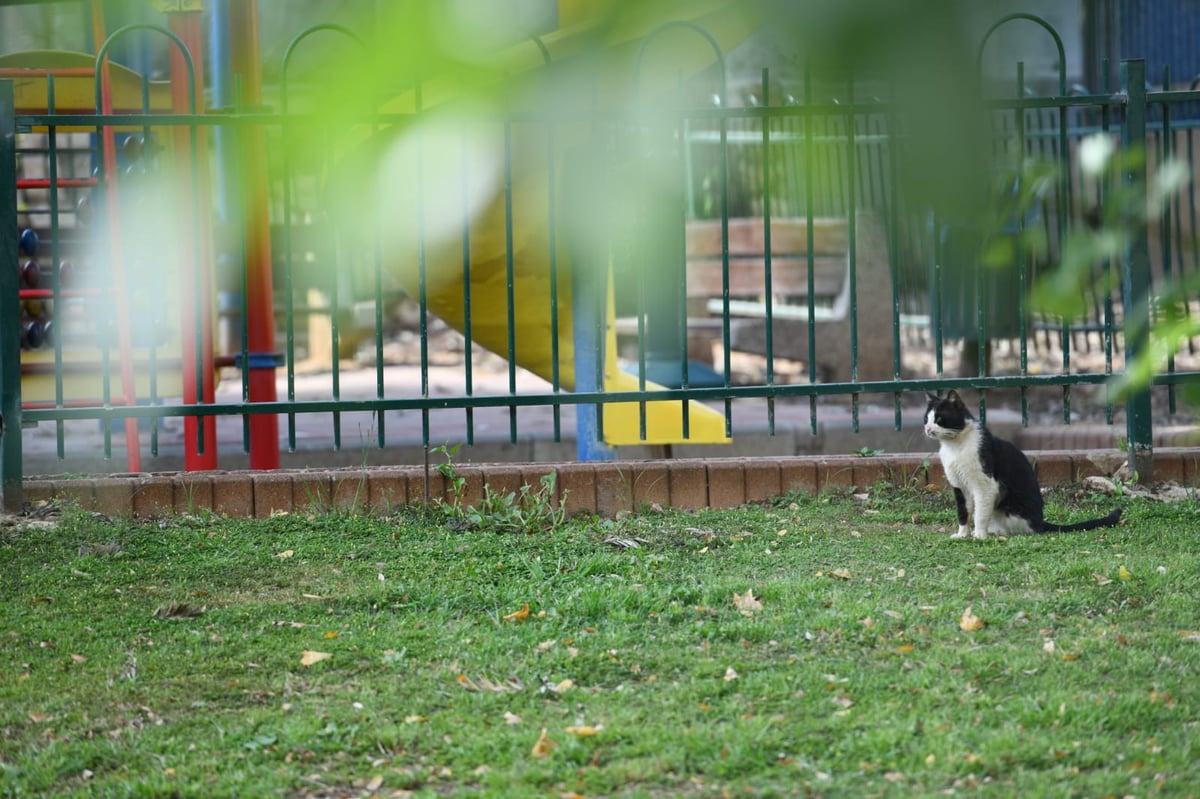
[326,0,763,447]
[8,0,762,476]
[5,0,216,473]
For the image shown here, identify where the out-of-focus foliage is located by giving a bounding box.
[310,0,993,281]
[288,0,1193,405]
[1011,131,1194,403]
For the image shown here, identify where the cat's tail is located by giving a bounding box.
[1041,508,1122,533]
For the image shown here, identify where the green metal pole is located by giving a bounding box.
[0,81,24,512]
[1120,59,1154,482]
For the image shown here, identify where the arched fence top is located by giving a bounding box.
[633,19,726,107]
[281,24,368,114]
[278,28,548,116]
[94,23,197,114]
[527,34,551,66]
[977,12,1067,96]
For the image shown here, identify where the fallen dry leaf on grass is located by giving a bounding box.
[276,550,294,559]
[1093,572,1112,585]
[457,673,524,693]
[828,569,852,580]
[153,602,205,620]
[565,725,603,737]
[503,604,530,622]
[300,650,332,666]
[78,542,122,557]
[531,728,556,758]
[959,606,984,632]
[733,589,763,616]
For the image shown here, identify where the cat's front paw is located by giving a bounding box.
[950,526,971,540]
[971,529,990,541]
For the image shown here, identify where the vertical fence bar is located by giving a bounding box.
[673,73,691,439]
[845,70,859,433]
[803,66,817,435]
[459,123,475,447]
[545,111,562,442]
[415,83,431,461]
[1157,67,1177,414]
[0,81,22,512]
[280,108,298,452]
[1120,59,1154,481]
[372,194,386,448]
[718,82,732,440]
[886,103,902,429]
[327,142,342,452]
[46,77,65,460]
[502,117,519,443]
[141,97,160,458]
[760,67,775,435]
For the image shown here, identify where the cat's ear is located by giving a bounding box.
[946,389,964,406]
[926,392,940,404]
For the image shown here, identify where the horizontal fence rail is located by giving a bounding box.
[3,14,1199,511]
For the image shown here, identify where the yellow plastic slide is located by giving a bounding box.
[346,0,759,445]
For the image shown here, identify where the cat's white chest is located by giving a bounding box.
[937,427,990,492]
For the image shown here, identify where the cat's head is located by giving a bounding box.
[923,390,973,441]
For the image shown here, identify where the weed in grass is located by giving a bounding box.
[434,444,567,533]
[1,486,1197,798]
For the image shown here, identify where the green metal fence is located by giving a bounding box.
[3,15,1199,511]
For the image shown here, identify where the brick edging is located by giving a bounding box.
[18,449,1197,520]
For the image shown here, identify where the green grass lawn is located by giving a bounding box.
[1,484,1198,798]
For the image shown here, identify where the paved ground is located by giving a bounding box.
[15,356,1197,487]
[17,362,1036,476]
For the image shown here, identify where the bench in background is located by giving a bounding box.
[683,211,897,383]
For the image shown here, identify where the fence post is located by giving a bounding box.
[1120,59,1154,482]
[0,80,24,512]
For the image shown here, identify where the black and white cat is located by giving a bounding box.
[923,390,1122,539]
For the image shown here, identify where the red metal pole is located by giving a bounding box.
[167,7,219,470]
[228,0,279,469]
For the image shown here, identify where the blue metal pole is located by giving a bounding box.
[208,0,232,225]
[572,264,615,462]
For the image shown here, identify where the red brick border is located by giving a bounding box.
[16,449,1192,520]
